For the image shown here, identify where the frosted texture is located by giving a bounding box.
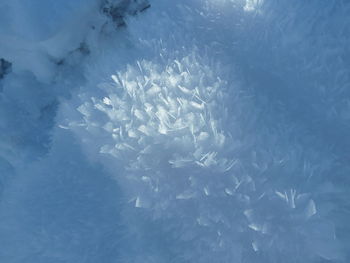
[0,0,349,262]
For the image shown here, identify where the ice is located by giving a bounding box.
[0,0,350,262]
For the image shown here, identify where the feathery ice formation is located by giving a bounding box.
[0,0,349,262]
[68,50,341,262]
[74,54,231,171]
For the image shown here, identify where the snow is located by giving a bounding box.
[0,0,350,262]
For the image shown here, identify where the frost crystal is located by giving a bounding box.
[69,48,342,261]
[76,53,232,173]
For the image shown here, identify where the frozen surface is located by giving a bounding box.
[0,0,350,262]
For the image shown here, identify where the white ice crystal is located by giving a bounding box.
[244,0,264,12]
[70,51,234,203]
[90,58,229,169]
[69,48,342,262]
[0,0,349,262]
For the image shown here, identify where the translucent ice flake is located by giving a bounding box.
[72,53,230,173]
[244,0,264,12]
